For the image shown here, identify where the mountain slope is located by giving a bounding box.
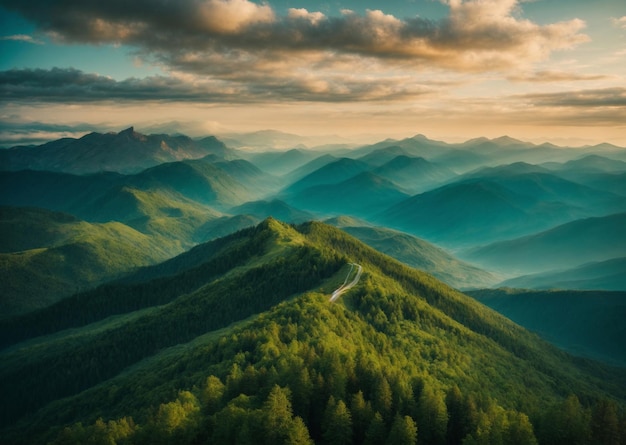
[0,127,235,174]
[465,213,626,275]
[499,257,626,291]
[372,155,456,193]
[468,288,626,367]
[334,224,499,289]
[230,199,316,223]
[283,157,370,194]
[0,206,176,317]
[1,219,625,444]
[377,180,539,247]
[0,160,261,244]
[247,148,321,176]
[287,171,410,217]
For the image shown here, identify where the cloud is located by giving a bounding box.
[0,121,100,146]
[0,0,588,72]
[0,0,592,108]
[508,70,609,83]
[0,67,434,104]
[521,87,626,108]
[0,34,44,44]
[612,16,626,29]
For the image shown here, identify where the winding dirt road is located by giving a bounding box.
[330,263,362,302]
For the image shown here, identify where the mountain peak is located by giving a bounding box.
[491,135,529,146]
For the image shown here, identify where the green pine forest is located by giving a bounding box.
[1,219,625,445]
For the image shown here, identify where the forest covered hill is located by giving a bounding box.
[1,219,625,444]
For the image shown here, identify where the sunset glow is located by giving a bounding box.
[1,0,625,146]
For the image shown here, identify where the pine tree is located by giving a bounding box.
[287,416,314,445]
[322,398,353,445]
[264,385,294,444]
[591,399,621,445]
[364,412,387,445]
[416,384,448,445]
[387,414,418,445]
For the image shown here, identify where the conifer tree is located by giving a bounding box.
[322,398,353,445]
[387,414,418,445]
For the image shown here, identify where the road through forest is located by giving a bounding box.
[330,263,362,303]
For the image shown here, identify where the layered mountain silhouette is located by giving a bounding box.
[499,257,626,291]
[0,127,235,174]
[465,213,626,275]
[2,126,626,444]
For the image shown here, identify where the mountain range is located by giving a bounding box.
[465,213,626,275]
[0,127,236,174]
[1,127,625,444]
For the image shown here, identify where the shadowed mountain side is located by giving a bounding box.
[468,288,626,367]
[464,213,626,275]
[230,199,316,223]
[282,153,338,183]
[286,171,410,217]
[245,148,322,176]
[0,170,122,215]
[376,179,576,248]
[549,154,626,173]
[335,225,499,289]
[0,127,236,174]
[429,149,490,173]
[349,134,451,159]
[357,145,415,166]
[499,257,626,291]
[372,155,457,193]
[126,157,276,208]
[2,219,626,444]
[0,206,176,317]
[193,214,260,244]
[282,157,370,194]
[552,171,626,197]
[0,158,260,218]
[458,166,626,215]
[0,159,272,245]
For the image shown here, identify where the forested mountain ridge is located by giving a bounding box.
[2,219,625,444]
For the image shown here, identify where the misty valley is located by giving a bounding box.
[1,127,625,444]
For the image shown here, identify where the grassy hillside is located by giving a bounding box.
[1,220,625,444]
[0,206,176,317]
[468,288,626,367]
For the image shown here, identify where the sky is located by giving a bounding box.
[1,0,625,147]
